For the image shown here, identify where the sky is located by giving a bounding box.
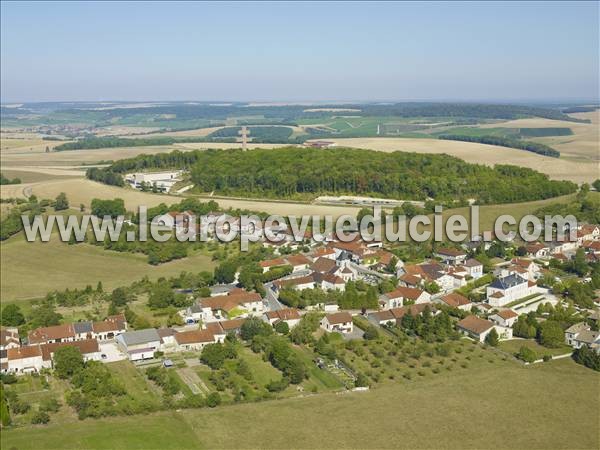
[1,1,598,103]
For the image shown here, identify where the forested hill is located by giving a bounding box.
[88,147,577,204]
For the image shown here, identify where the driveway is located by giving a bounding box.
[99,342,127,362]
[343,327,364,341]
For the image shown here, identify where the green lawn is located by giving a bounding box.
[498,339,573,358]
[236,347,282,386]
[1,411,202,450]
[107,361,163,408]
[2,359,598,449]
[291,345,345,391]
[0,234,215,300]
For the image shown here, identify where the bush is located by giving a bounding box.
[266,377,290,392]
[517,346,538,363]
[206,392,222,408]
[274,321,289,335]
[39,398,61,413]
[11,399,31,415]
[0,373,17,384]
[31,410,50,424]
[572,345,600,371]
[363,325,379,341]
[355,373,370,387]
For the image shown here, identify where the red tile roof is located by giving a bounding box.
[440,293,471,308]
[456,316,494,335]
[174,329,215,345]
[325,312,352,325]
[28,324,75,344]
[386,286,426,301]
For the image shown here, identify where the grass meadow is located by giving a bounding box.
[0,235,215,300]
[1,358,597,449]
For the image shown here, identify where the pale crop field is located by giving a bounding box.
[480,111,600,162]
[0,142,287,169]
[325,137,597,183]
[1,177,361,218]
[0,137,67,155]
[0,144,177,167]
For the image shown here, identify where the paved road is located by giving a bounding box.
[264,283,285,311]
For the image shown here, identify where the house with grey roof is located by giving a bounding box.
[486,274,536,307]
[73,321,93,340]
[115,328,161,361]
[565,322,600,352]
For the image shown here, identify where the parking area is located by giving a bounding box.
[343,327,365,341]
[99,342,127,363]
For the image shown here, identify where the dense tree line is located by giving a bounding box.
[86,167,125,186]
[561,106,598,114]
[534,188,600,224]
[88,147,577,203]
[184,147,572,203]
[437,134,560,157]
[42,102,589,123]
[518,127,573,138]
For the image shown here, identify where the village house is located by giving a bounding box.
[500,258,541,282]
[0,327,20,350]
[157,328,179,351]
[28,324,75,345]
[456,315,513,342]
[273,270,347,292]
[41,339,101,365]
[116,328,161,361]
[399,263,462,293]
[582,240,600,256]
[372,249,402,272]
[489,309,519,328]
[397,272,420,288]
[486,274,536,307]
[311,258,358,282]
[259,254,312,274]
[216,318,246,336]
[28,315,127,345]
[190,290,264,322]
[92,314,128,340]
[576,224,600,244]
[174,329,217,351]
[462,258,484,279]
[436,293,473,311]
[434,248,467,266]
[329,240,378,265]
[7,339,101,374]
[564,322,600,351]
[6,346,48,374]
[368,303,437,327]
[379,286,431,309]
[320,312,353,334]
[474,303,494,315]
[311,246,337,260]
[263,308,302,329]
[273,275,316,291]
[525,242,550,259]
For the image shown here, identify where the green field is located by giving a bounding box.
[0,234,215,300]
[2,359,597,449]
[498,339,573,358]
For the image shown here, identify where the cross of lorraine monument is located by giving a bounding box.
[237,126,252,151]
